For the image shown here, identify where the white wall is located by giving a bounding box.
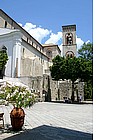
[0,29,50,78]
[0,30,22,77]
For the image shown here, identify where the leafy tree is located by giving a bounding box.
[78,42,93,100]
[78,42,93,60]
[50,55,65,81]
[50,55,92,102]
[0,50,8,79]
[0,51,8,70]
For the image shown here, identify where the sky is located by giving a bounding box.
[0,0,93,52]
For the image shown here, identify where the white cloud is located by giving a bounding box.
[45,32,62,44]
[28,27,51,43]
[76,36,84,50]
[59,44,63,56]
[23,23,36,31]
[86,40,91,44]
[18,23,22,27]
[18,22,89,53]
[19,22,51,43]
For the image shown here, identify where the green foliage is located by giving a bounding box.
[50,55,93,101]
[78,58,93,82]
[50,55,92,83]
[84,80,93,100]
[62,57,80,82]
[78,43,93,60]
[0,83,36,108]
[0,51,8,70]
[51,55,65,81]
[78,42,93,100]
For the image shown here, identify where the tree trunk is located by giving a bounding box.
[0,67,5,79]
[71,81,75,102]
[47,76,51,102]
[0,70,3,79]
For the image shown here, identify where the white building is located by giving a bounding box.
[0,9,60,100]
[0,28,50,78]
[0,9,84,102]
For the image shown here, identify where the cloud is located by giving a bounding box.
[18,22,89,53]
[23,23,36,31]
[45,34,85,52]
[86,40,91,44]
[45,32,62,44]
[19,22,52,43]
[76,36,84,50]
[59,44,63,56]
[18,23,22,27]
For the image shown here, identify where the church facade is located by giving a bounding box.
[0,9,84,101]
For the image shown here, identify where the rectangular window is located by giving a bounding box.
[45,69,47,73]
[23,48,25,57]
[4,21,7,28]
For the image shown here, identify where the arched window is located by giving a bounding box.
[66,33,73,45]
[46,49,52,58]
[66,51,74,58]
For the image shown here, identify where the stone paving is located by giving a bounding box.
[0,102,93,140]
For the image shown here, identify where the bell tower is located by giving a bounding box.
[62,25,77,57]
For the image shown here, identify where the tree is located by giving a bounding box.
[78,42,93,60]
[0,50,8,79]
[78,42,93,100]
[50,55,92,102]
[0,51,8,70]
[50,55,65,81]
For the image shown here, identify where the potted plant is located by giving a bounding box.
[0,82,36,130]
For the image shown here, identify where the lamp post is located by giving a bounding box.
[0,45,7,79]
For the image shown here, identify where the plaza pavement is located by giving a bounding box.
[0,102,93,140]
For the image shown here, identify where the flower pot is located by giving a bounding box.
[10,107,25,131]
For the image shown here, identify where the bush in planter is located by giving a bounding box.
[0,82,37,130]
[0,82,36,108]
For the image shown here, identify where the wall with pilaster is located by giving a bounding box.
[0,30,22,77]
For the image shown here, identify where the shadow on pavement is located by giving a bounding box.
[3,125,93,140]
[51,101,93,104]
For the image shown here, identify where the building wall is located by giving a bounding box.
[50,80,84,101]
[63,44,77,57]
[0,9,51,101]
[0,9,85,102]
[0,9,47,59]
[62,25,77,57]
[0,29,23,77]
[0,30,49,101]
[62,25,76,45]
[43,44,61,62]
[20,41,47,77]
[0,9,50,77]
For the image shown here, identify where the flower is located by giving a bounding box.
[0,82,36,108]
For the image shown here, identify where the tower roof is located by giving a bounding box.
[62,25,76,32]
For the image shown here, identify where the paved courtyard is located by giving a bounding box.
[0,102,93,140]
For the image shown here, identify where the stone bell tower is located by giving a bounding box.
[62,25,77,57]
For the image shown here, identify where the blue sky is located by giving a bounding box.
[0,0,93,50]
